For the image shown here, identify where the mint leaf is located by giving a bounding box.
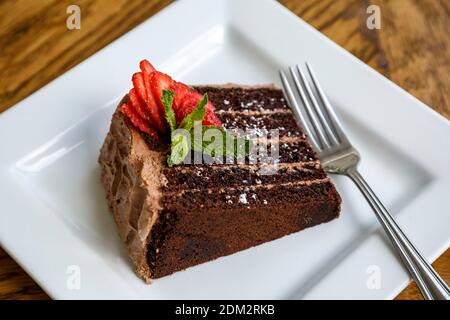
[179,93,208,131]
[168,132,190,166]
[161,90,176,133]
[161,90,252,166]
[191,125,216,153]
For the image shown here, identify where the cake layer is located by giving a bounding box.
[252,140,317,163]
[195,86,288,112]
[162,162,326,191]
[219,112,303,138]
[147,199,339,278]
[162,180,338,211]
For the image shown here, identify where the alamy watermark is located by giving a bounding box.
[66,265,81,290]
[66,5,81,30]
[366,264,381,290]
[366,5,381,30]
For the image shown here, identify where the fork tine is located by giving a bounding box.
[289,66,330,149]
[296,65,340,145]
[279,70,321,150]
[305,62,350,145]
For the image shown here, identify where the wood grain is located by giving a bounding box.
[373,0,450,119]
[0,0,448,300]
[0,0,173,113]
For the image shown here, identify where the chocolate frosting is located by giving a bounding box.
[99,106,166,282]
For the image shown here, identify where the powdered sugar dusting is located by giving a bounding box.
[239,193,248,204]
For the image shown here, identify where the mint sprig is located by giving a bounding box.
[161,90,176,132]
[162,89,187,166]
[161,90,253,166]
[167,131,190,167]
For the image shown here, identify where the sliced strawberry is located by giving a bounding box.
[132,72,166,133]
[122,60,222,139]
[174,92,199,123]
[171,81,191,109]
[128,88,149,120]
[139,59,155,75]
[175,91,222,127]
[179,90,216,112]
[142,72,152,100]
[203,110,222,127]
[139,60,157,101]
[144,90,167,133]
[172,80,190,92]
[141,72,165,126]
[120,103,158,139]
[150,71,174,112]
[132,72,147,103]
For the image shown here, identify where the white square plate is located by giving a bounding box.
[1,0,449,299]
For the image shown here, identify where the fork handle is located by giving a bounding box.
[346,168,450,300]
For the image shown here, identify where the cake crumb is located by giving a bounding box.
[263,200,268,205]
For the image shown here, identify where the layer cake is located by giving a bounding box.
[99,84,341,282]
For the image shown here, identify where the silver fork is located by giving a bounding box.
[280,63,450,300]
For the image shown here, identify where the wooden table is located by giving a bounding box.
[0,0,449,300]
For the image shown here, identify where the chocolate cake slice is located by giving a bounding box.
[99,84,341,282]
